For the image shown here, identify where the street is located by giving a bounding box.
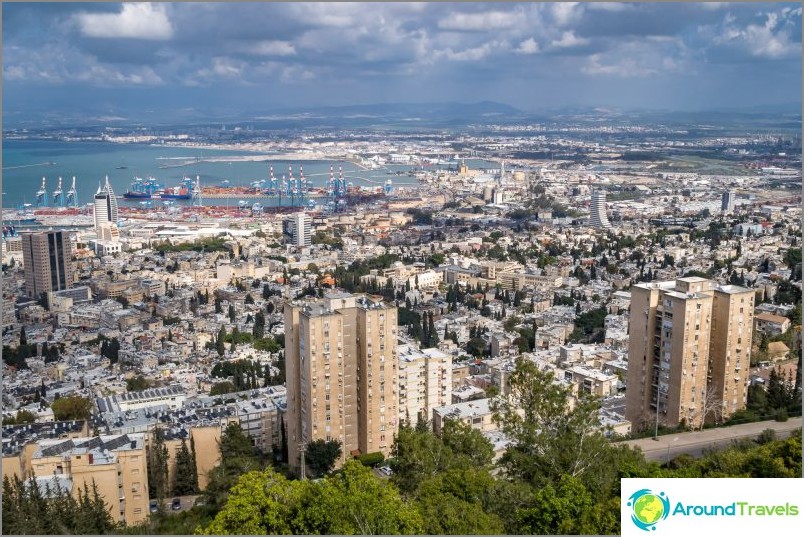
[618,419,802,463]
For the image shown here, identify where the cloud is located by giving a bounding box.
[74,3,173,40]
[249,40,297,57]
[433,41,505,62]
[714,10,801,59]
[587,2,633,12]
[551,31,590,49]
[551,2,583,26]
[515,38,540,55]
[582,53,657,77]
[438,11,520,31]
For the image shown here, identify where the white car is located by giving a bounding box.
[379,466,392,476]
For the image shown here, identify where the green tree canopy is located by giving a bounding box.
[304,439,342,478]
[51,395,92,421]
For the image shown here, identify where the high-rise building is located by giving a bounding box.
[22,434,149,525]
[625,277,754,431]
[284,292,398,475]
[721,190,736,213]
[589,189,611,229]
[283,212,312,247]
[22,231,73,300]
[397,345,452,425]
[94,176,119,231]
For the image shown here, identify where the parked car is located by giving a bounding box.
[171,497,182,511]
[379,466,393,476]
[149,499,159,513]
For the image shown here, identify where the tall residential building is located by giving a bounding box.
[285,292,398,475]
[22,231,73,300]
[94,176,119,231]
[589,189,611,229]
[24,434,149,525]
[721,190,736,213]
[397,345,452,425]
[625,277,754,431]
[283,212,312,247]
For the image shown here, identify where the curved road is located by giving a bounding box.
[618,419,802,463]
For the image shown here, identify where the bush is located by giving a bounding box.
[774,408,789,422]
[357,452,385,467]
[757,429,777,444]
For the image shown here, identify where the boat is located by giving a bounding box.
[122,176,162,200]
[159,185,192,200]
[116,166,128,170]
[123,190,153,199]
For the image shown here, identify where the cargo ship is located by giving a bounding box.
[159,185,192,200]
[123,177,162,199]
[122,177,191,200]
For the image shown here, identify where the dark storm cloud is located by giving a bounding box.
[2,2,801,116]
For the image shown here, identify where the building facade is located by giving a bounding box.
[626,277,754,430]
[22,231,73,300]
[284,212,312,248]
[589,189,611,229]
[284,292,398,475]
[94,176,119,231]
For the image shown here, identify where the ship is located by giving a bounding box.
[122,176,162,200]
[159,185,192,200]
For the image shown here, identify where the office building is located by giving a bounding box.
[94,176,119,231]
[589,189,611,229]
[22,231,73,300]
[284,292,398,475]
[721,190,736,213]
[626,277,754,431]
[283,212,312,248]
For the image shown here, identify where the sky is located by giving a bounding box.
[2,2,802,122]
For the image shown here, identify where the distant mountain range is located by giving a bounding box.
[3,100,799,131]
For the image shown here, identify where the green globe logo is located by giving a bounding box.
[627,489,670,531]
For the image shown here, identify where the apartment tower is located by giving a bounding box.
[626,277,754,431]
[285,292,398,475]
[22,231,73,301]
[589,189,611,229]
[283,212,312,248]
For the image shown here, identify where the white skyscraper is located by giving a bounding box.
[589,189,611,229]
[721,191,736,213]
[284,212,312,247]
[94,176,119,231]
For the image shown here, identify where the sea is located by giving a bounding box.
[1,140,499,210]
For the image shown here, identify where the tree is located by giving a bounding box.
[295,461,424,535]
[203,423,259,512]
[216,326,226,357]
[2,409,37,425]
[19,326,27,346]
[215,297,223,314]
[304,439,342,478]
[228,304,236,323]
[490,358,619,493]
[514,474,618,535]
[51,395,92,421]
[126,375,150,392]
[202,469,306,535]
[148,429,170,502]
[252,311,265,340]
[440,419,495,468]
[173,438,198,496]
[244,293,254,305]
[210,381,236,396]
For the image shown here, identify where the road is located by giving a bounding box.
[156,494,199,513]
[618,419,802,463]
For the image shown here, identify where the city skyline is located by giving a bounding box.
[2,2,802,124]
